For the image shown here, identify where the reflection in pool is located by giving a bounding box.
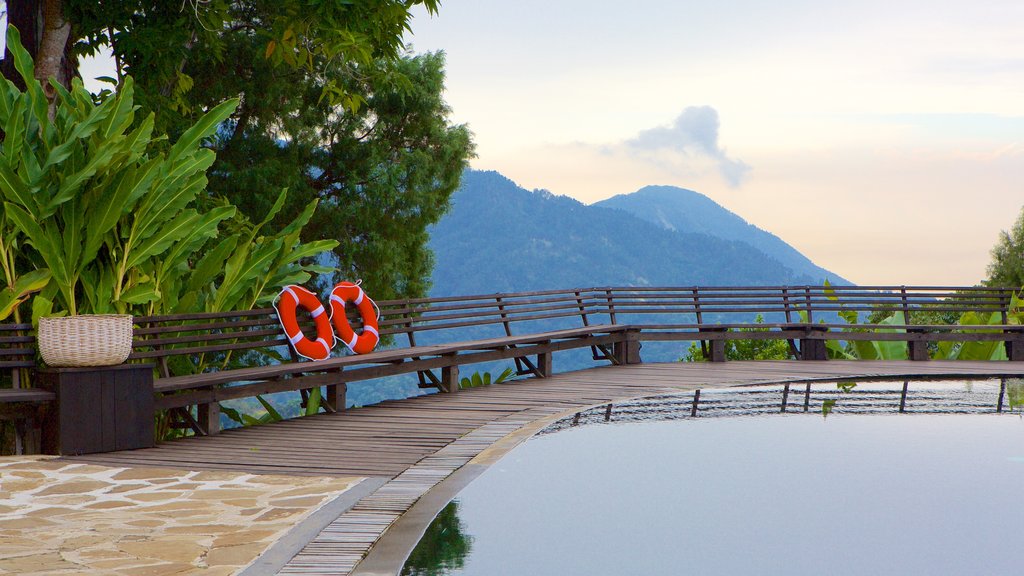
[400,379,1024,576]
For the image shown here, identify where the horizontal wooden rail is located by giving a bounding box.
[2,285,1020,446]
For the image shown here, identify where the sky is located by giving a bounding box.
[402,0,1024,286]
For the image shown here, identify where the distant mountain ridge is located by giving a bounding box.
[427,170,847,297]
[595,185,846,284]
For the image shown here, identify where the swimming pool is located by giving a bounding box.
[401,379,1024,575]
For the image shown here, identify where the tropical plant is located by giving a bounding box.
[459,368,516,389]
[5,2,473,306]
[401,500,473,576]
[0,27,340,441]
[824,291,1023,361]
[986,206,1024,288]
[0,25,229,317]
[0,25,336,325]
[682,315,792,361]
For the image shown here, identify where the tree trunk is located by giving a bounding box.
[0,0,78,92]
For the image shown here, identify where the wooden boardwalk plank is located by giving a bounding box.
[62,360,1024,575]
[68,361,1024,477]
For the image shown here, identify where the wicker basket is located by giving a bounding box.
[38,314,133,367]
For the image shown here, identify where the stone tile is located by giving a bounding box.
[191,567,237,576]
[127,519,167,528]
[138,502,203,513]
[125,491,185,502]
[118,539,206,565]
[36,479,113,496]
[269,495,328,508]
[273,485,336,498]
[0,517,55,529]
[189,471,244,482]
[0,479,43,492]
[85,500,136,510]
[61,464,113,475]
[163,524,235,536]
[0,552,82,573]
[111,468,187,481]
[35,495,96,507]
[0,536,39,548]
[0,458,358,576]
[6,470,45,479]
[31,506,80,517]
[108,483,150,494]
[160,483,202,492]
[0,545,40,560]
[0,459,57,470]
[70,548,135,564]
[251,507,304,523]
[221,499,259,508]
[203,543,269,567]
[210,529,277,548]
[190,489,264,501]
[62,534,115,550]
[86,557,163,570]
[240,475,299,486]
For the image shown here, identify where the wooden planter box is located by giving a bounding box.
[38,364,154,455]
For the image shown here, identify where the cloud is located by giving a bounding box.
[625,106,751,187]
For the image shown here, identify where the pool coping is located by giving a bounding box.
[347,374,1022,574]
[264,363,1024,574]
[348,406,576,576]
[238,476,389,576]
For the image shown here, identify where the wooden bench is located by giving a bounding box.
[0,323,52,454]
[130,289,636,435]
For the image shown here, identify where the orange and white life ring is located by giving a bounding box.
[329,281,380,354]
[274,285,334,361]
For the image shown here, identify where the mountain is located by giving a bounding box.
[427,170,846,297]
[594,185,846,284]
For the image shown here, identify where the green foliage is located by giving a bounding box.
[0,26,222,315]
[0,26,335,324]
[826,292,1024,361]
[460,368,515,389]
[682,315,792,361]
[68,0,440,117]
[211,51,473,302]
[821,382,858,418]
[14,1,472,306]
[986,206,1024,288]
[1007,379,1024,411]
[401,500,473,576]
[0,28,339,439]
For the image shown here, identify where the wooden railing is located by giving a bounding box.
[2,285,1021,449]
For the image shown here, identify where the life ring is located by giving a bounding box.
[329,281,380,354]
[274,285,334,361]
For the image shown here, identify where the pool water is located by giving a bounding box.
[401,380,1024,576]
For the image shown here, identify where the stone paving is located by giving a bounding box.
[0,457,362,575]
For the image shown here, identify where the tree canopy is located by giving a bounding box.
[987,206,1024,289]
[3,0,472,302]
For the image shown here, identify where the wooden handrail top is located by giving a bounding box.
[152,324,626,393]
[4,284,1021,380]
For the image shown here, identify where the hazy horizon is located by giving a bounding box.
[407,0,1024,286]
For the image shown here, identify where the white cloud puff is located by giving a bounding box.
[625,106,751,187]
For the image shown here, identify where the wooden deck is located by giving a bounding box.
[63,360,1024,575]
[69,360,1024,477]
